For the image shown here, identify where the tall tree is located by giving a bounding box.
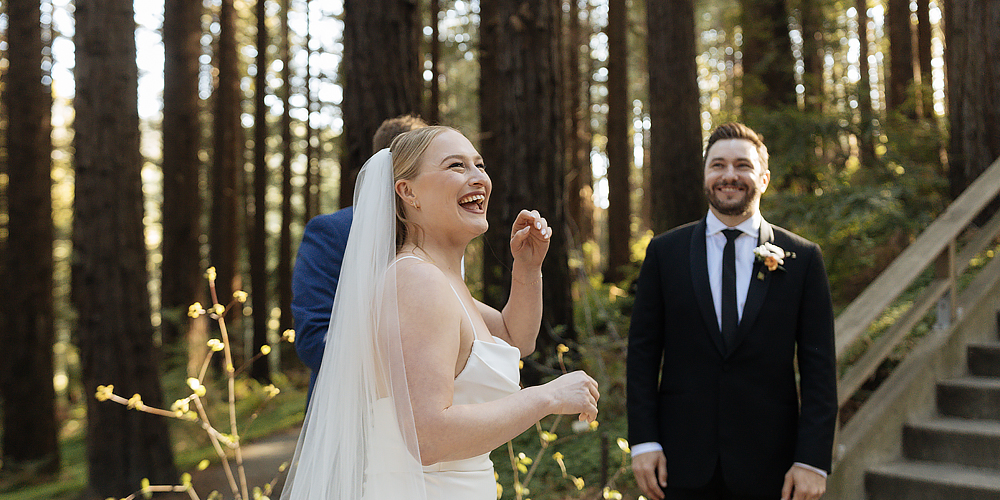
[161,0,206,354]
[945,0,1000,203]
[856,0,877,167]
[647,0,704,234]
[565,0,594,244]
[1,0,59,475]
[304,0,318,222]
[480,0,570,384]
[886,0,915,116]
[428,0,442,124]
[914,0,933,118]
[278,0,294,352]
[211,0,243,323]
[251,0,271,383]
[605,0,630,283]
[800,0,825,112]
[73,0,178,495]
[340,0,422,207]
[740,0,797,109]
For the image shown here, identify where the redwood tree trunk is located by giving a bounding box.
[73,0,178,495]
[740,0,797,109]
[915,0,933,118]
[340,0,422,207]
[946,0,1000,204]
[480,0,571,385]
[211,0,243,320]
[605,0,630,283]
[161,0,206,353]
[278,0,295,362]
[886,0,915,116]
[1,0,59,475]
[251,0,271,383]
[856,0,877,168]
[647,0,705,234]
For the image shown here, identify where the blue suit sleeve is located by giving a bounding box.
[292,208,352,373]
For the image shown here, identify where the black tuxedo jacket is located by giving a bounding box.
[626,217,837,496]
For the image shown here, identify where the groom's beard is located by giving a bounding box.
[705,179,758,217]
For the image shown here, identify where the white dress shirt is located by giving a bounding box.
[631,211,827,479]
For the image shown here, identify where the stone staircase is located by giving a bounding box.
[865,341,1000,499]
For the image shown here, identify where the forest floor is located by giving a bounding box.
[185,425,300,498]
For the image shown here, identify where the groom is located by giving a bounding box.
[627,123,837,500]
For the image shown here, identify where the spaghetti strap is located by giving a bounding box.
[392,254,481,342]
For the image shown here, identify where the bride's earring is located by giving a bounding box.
[411,199,420,209]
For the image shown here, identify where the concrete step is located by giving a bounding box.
[866,461,1000,500]
[937,376,1000,421]
[903,417,1000,470]
[969,343,1000,377]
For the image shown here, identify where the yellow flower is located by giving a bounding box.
[603,487,622,500]
[260,345,272,356]
[552,451,564,461]
[181,473,192,486]
[233,290,248,303]
[205,267,217,282]
[187,378,207,397]
[212,304,225,316]
[170,399,190,416]
[198,459,211,470]
[207,339,225,352]
[188,302,204,318]
[616,437,630,453]
[572,476,585,490]
[95,385,115,402]
[556,343,569,353]
[263,384,280,398]
[539,431,557,442]
[127,394,145,410]
[518,360,524,370]
[495,482,503,499]
[589,420,600,430]
[141,478,152,499]
[282,329,295,343]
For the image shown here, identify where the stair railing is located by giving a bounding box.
[835,156,1000,410]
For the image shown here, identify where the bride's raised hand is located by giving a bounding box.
[510,209,551,269]
[540,370,600,422]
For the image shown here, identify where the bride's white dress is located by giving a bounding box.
[363,260,521,499]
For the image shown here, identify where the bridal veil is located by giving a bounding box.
[281,149,427,499]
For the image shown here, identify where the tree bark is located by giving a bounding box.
[915,0,933,118]
[565,0,594,245]
[886,0,915,116]
[304,0,318,221]
[856,0,877,168]
[73,0,178,495]
[211,0,243,324]
[161,0,206,356]
[605,0,630,283]
[278,0,295,364]
[740,0,797,109]
[945,0,1000,206]
[480,0,571,385]
[251,0,271,383]
[1,0,59,475]
[428,0,442,124]
[341,0,422,207]
[647,0,705,234]
[800,0,825,112]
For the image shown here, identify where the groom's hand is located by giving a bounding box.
[781,465,826,500]
[631,450,667,500]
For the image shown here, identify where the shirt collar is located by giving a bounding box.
[706,210,762,239]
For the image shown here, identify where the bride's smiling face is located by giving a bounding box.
[398,129,491,240]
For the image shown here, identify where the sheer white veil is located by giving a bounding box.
[281,148,426,499]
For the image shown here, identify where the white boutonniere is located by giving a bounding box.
[753,242,796,280]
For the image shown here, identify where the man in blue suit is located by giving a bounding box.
[292,114,428,400]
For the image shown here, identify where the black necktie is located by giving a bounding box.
[721,229,741,351]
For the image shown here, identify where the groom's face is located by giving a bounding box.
[703,138,770,219]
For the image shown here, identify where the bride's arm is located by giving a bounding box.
[398,263,596,465]
[477,210,550,356]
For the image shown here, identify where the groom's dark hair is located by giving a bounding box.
[373,114,429,152]
[704,122,769,169]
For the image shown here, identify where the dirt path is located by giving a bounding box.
[186,427,300,498]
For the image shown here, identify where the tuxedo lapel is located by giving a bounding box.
[731,220,774,353]
[690,218,727,356]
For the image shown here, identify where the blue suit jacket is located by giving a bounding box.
[291,206,353,400]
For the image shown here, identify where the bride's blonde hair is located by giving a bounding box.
[389,125,458,249]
